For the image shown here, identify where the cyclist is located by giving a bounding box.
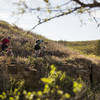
[34,39,44,57]
[0,36,13,56]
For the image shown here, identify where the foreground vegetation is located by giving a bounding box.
[0,21,100,100]
[0,65,83,100]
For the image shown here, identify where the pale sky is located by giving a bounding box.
[0,0,100,41]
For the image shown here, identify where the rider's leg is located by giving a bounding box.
[0,44,7,56]
[7,49,14,57]
[34,50,38,57]
[34,49,40,57]
[1,44,8,51]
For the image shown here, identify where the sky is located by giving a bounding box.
[0,0,100,41]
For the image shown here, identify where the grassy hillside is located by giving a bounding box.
[58,40,99,55]
[0,20,100,100]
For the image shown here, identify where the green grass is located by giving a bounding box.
[58,40,99,55]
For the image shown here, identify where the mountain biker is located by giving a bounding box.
[0,36,11,51]
[34,39,44,57]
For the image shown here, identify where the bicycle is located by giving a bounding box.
[0,46,14,57]
[33,46,46,57]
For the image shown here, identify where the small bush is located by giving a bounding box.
[0,65,83,100]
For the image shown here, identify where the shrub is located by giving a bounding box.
[0,65,83,100]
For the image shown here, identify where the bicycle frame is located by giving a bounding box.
[0,47,14,57]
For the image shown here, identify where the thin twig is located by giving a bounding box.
[30,7,81,30]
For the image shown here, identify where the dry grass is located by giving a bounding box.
[0,20,78,58]
[0,20,100,99]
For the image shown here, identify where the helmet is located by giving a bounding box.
[36,40,43,44]
[40,40,43,43]
[8,36,11,39]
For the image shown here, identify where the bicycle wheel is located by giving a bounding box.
[6,49,14,57]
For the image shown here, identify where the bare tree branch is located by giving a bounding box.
[15,0,100,30]
[30,7,81,30]
[73,0,100,8]
[73,0,86,6]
